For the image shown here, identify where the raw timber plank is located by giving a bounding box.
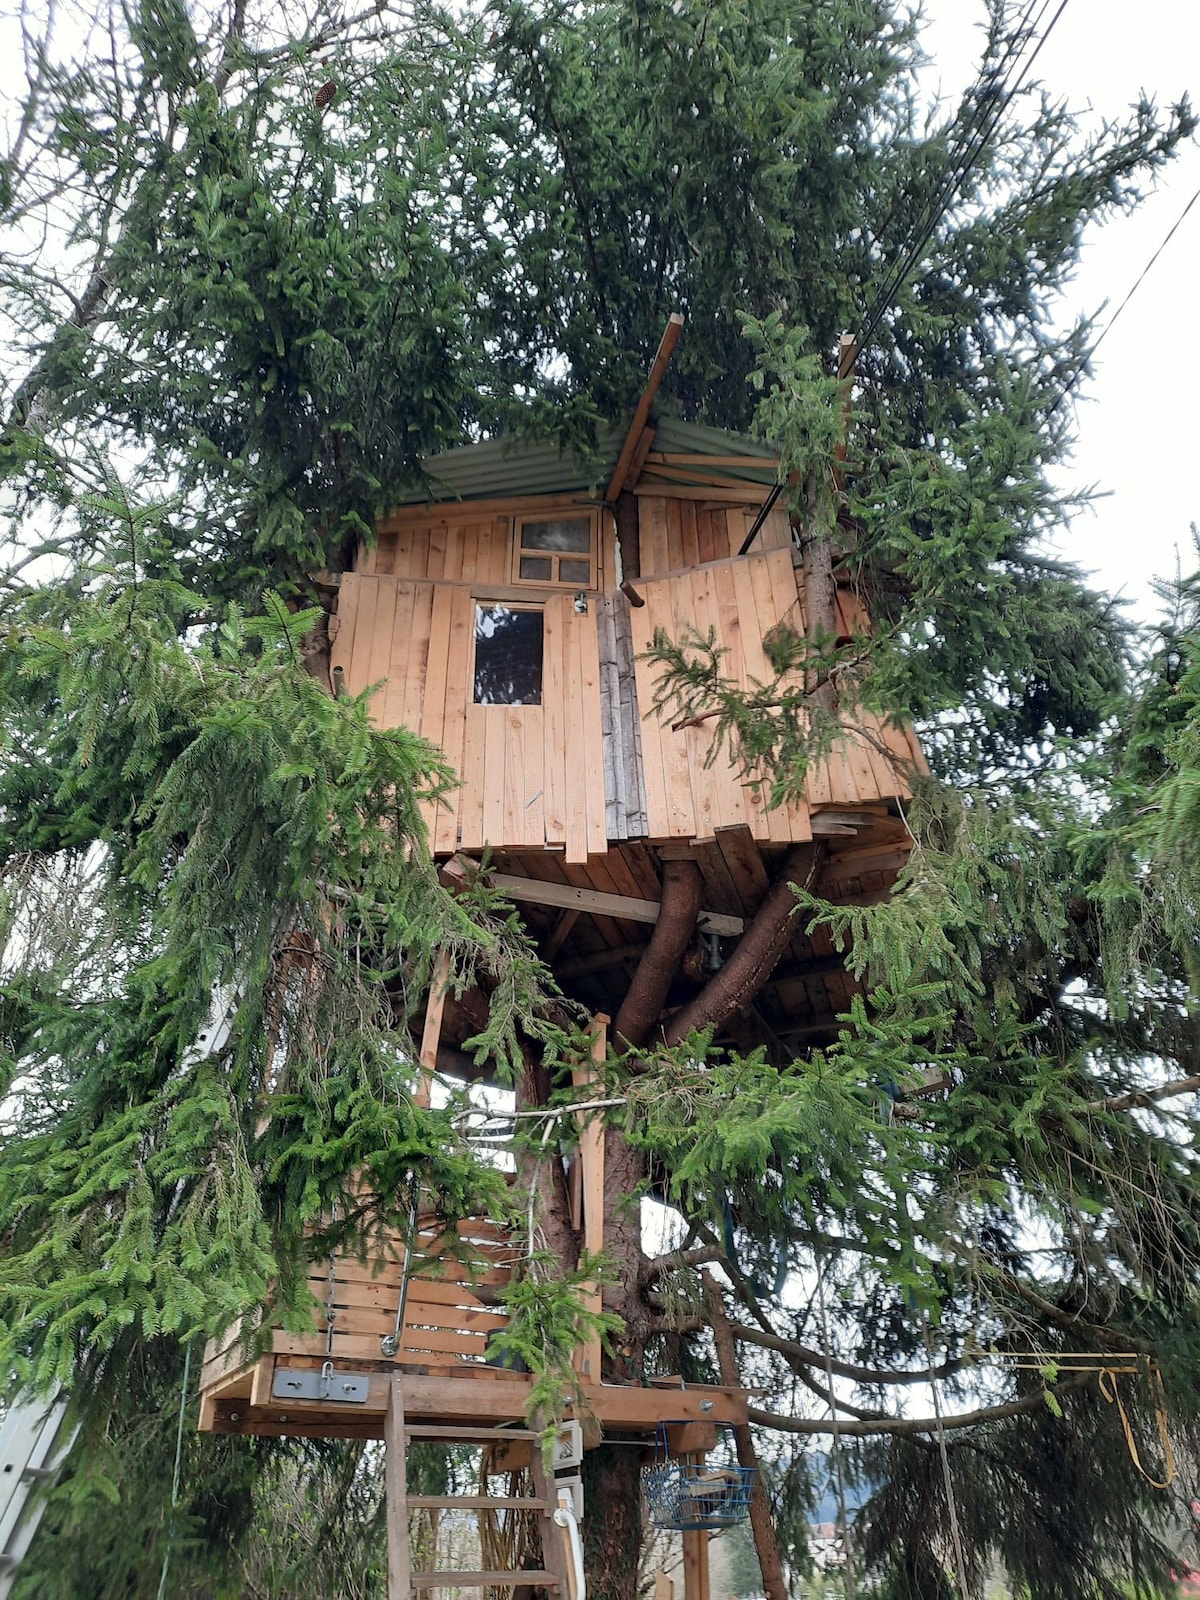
[628,586,671,838]
[578,601,609,858]
[481,709,507,848]
[433,587,473,852]
[644,578,695,838]
[665,498,685,572]
[488,873,743,936]
[730,558,775,841]
[542,595,568,847]
[640,495,670,576]
[380,581,417,732]
[563,607,590,864]
[613,596,649,836]
[401,584,435,741]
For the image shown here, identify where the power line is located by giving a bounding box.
[856,0,1071,360]
[741,2,1072,556]
[1090,183,1200,359]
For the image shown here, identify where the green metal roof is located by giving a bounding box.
[394,418,779,506]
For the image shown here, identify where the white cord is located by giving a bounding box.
[554,1491,587,1600]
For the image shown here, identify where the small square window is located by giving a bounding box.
[512,513,597,588]
[473,605,543,705]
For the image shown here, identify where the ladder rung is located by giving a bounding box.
[411,1572,560,1589]
[405,1425,540,1442]
[407,1494,551,1511]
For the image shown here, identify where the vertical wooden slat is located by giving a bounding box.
[579,601,609,858]
[747,554,796,844]
[563,607,589,864]
[329,572,362,682]
[731,558,774,841]
[442,522,462,582]
[365,576,399,718]
[401,584,435,740]
[482,709,507,847]
[384,1380,410,1600]
[346,576,381,698]
[682,1531,710,1600]
[680,568,717,840]
[502,706,525,847]
[458,705,486,850]
[614,597,648,838]
[380,581,416,731]
[433,588,472,853]
[628,596,670,840]
[640,496,670,576]
[542,596,567,847]
[519,707,546,848]
[597,596,624,841]
[712,563,750,832]
[425,524,447,581]
[419,586,455,837]
[679,501,701,569]
[572,1014,608,1384]
[644,578,695,839]
[665,499,684,572]
[392,524,415,580]
[416,949,451,1107]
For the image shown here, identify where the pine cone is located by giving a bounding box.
[315,80,337,109]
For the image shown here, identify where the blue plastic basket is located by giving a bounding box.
[643,1428,756,1531]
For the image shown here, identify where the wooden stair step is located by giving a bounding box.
[405,1424,541,1442]
[407,1494,551,1511]
[410,1572,560,1589]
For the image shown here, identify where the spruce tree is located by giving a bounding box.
[2,2,1198,1597]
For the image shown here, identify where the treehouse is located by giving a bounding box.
[198,325,923,1600]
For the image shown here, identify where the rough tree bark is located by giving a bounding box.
[662,843,819,1046]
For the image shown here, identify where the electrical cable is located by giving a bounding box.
[741,3,1072,556]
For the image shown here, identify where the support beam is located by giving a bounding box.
[605,314,684,502]
[384,1377,410,1600]
[703,1275,787,1600]
[416,949,451,1107]
[489,872,742,938]
[682,1530,710,1600]
[572,1016,609,1382]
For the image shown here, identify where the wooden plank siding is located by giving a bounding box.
[629,545,918,840]
[331,577,607,862]
[331,499,920,858]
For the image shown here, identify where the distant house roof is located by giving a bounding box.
[395,417,780,506]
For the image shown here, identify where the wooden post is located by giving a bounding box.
[571,1014,608,1382]
[682,1530,710,1600]
[416,949,451,1108]
[384,1375,410,1600]
[531,1444,575,1600]
[702,1273,788,1600]
[654,1570,676,1600]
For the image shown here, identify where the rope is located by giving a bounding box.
[1098,1367,1176,1490]
[922,1312,969,1594]
[154,1339,194,1600]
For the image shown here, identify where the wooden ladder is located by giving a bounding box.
[384,1383,573,1599]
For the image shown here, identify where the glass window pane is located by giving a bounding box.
[520,517,591,553]
[473,605,543,705]
[518,555,553,581]
[559,558,592,584]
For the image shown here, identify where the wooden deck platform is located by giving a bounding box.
[200,1365,748,1441]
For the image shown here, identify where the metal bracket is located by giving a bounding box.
[272,1363,370,1405]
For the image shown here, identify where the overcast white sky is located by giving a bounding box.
[920,0,1200,625]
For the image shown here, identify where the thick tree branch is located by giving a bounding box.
[748,1373,1092,1438]
[614,859,702,1051]
[662,843,822,1046]
[730,1319,970,1388]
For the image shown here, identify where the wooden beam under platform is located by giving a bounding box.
[202,1366,749,1440]
[489,872,743,938]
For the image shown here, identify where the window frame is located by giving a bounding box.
[509,510,600,591]
[470,599,546,707]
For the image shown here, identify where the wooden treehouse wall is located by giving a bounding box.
[329,491,920,863]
